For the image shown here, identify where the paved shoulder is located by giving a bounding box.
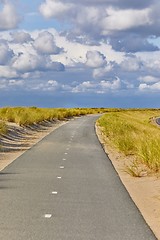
[0,116,156,240]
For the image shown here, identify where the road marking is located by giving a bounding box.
[63,158,66,161]
[60,166,64,169]
[52,191,58,195]
[44,214,52,218]
[65,152,68,155]
[57,176,62,179]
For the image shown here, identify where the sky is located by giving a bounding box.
[0,0,160,108]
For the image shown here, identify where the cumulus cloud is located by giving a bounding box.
[39,0,73,19]
[72,77,121,93]
[85,51,107,68]
[138,76,159,83]
[11,31,33,43]
[0,1,21,30]
[39,0,159,53]
[139,82,160,91]
[31,80,59,91]
[0,41,14,65]
[34,31,63,55]
[93,64,113,79]
[120,55,143,72]
[12,52,64,73]
[110,35,159,53]
[0,66,18,78]
[12,53,44,73]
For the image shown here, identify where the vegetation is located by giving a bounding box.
[0,106,118,128]
[1,107,160,175]
[97,109,160,175]
[0,107,103,126]
[0,121,7,135]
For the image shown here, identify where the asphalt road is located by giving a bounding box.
[0,115,156,240]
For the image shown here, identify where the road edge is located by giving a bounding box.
[95,122,159,240]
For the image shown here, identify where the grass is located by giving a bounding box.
[97,109,160,175]
[0,107,107,126]
[0,121,7,135]
[0,107,109,150]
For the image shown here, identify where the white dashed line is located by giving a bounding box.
[52,191,58,195]
[65,152,68,155]
[44,214,52,218]
[60,166,64,169]
[57,176,62,179]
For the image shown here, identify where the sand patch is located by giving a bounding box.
[96,123,160,240]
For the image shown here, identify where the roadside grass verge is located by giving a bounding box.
[0,107,110,150]
[97,109,160,175]
[0,107,108,126]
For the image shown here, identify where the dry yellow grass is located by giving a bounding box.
[0,107,107,126]
[97,109,160,175]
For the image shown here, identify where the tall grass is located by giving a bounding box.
[0,107,110,126]
[97,109,160,174]
[0,122,7,135]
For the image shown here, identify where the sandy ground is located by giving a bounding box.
[0,119,160,239]
[96,124,160,240]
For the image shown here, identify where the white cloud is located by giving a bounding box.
[72,77,121,93]
[39,0,73,19]
[31,79,59,91]
[12,52,44,73]
[12,52,64,73]
[139,76,159,83]
[0,41,14,65]
[39,1,155,41]
[8,79,24,86]
[120,56,142,72]
[101,7,152,34]
[11,31,33,43]
[0,66,17,78]
[34,31,62,55]
[85,51,107,68]
[93,64,113,79]
[0,1,21,30]
[100,77,121,91]
[139,82,160,91]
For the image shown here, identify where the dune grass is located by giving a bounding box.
[0,106,109,149]
[0,121,7,135]
[0,106,110,127]
[97,109,160,175]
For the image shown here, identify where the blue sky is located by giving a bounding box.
[0,0,160,108]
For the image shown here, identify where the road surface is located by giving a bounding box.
[0,115,156,240]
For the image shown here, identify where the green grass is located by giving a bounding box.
[97,109,160,175]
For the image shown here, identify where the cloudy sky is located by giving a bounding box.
[0,0,160,108]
